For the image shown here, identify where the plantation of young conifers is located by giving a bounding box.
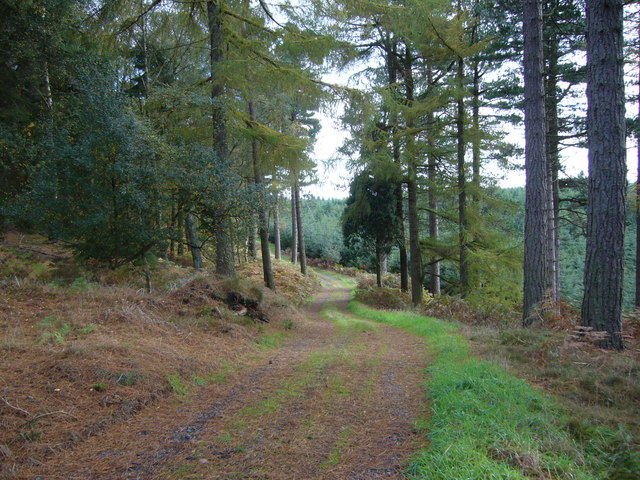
[1,1,639,479]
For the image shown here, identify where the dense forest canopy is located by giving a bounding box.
[1,0,639,348]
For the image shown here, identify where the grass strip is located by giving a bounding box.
[348,301,628,480]
[322,308,377,333]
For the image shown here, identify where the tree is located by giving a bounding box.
[522,0,552,324]
[581,0,626,350]
[343,169,399,287]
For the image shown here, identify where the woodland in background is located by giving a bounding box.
[279,188,638,313]
[1,0,639,349]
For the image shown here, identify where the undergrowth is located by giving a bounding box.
[348,301,639,479]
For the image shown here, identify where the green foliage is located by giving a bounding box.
[342,167,399,267]
[278,196,345,262]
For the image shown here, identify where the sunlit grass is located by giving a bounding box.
[348,301,631,479]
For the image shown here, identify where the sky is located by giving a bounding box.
[306,90,639,201]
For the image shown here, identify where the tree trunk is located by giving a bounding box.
[177,209,184,256]
[581,0,626,350]
[426,69,441,295]
[522,0,551,323]
[636,23,640,310]
[169,202,176,259]
[291,186,298,264]
[457,56,469,297]
[375,242,382,288]
[44,62,52,109]
[544,25,561,303]
[471,61,481,203]
[274,195,282,260]
[427,132,441,295]
[249,100,275,289]
[404,48,422,305]
[248,216,257,261]
[387,42,409,292]
[294,180,307,275]
[208,0,235,277]
[185,211,202,270]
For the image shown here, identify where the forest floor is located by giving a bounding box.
[3,233,639,479]
[1,236,429,480]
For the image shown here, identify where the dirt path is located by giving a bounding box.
[25,273,428,480]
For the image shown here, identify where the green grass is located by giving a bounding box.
[256,332,285,349]
[321,427,352,468]
[322,308,377,333]
[348,301,631,479]
[167,374,189,396]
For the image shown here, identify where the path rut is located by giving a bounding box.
[25,273,428,480]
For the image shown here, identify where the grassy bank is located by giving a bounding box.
[348,301,639,479]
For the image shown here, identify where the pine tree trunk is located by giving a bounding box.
[471,61,481,203]
[177,209,184,256]
[208,0,235,277]
[636,25,640,309]
[427,137,440,295]
[169,202,176,259]
[248,216,257,261]
[375,242,382,288]
[545,27,561,303]
[457,56,469,297]
[249,101,275,289]
[522,0,551,323]
[426,69,441,295]
[294,181,307,275]
[291,186,298,264]
[274,195,282,260]
[185,211,203,270]
[387,43,409,292]
[404,49,422,305]
[581,0,626,350]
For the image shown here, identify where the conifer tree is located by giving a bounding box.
[581,0,626,350]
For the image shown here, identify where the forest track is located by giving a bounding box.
[25,272,428,480]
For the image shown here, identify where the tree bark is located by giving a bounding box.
[291,186,298,264]
[471,61,481,203]
[274,195,282,260]
[177,209,184,256]
[581,0,626,350]
[294,180,307,275]
[375,242,382,287]
[457,56,469,297]
[249,101,275,289]
[636,23,640,310]
[522,0,551,323]
[426,69,441,295]
[208,0,235,276]
[169,202,176,259]
[247,216,257,261]
[544,21,561,303]
[185,211,203,270]
[387,42,409,292]
[427,133,440,295]
[404,48,422,305]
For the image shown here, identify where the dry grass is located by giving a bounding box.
[0,233,311,478]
